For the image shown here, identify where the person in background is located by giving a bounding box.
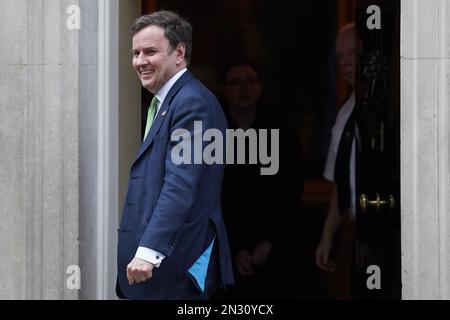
[315,23,357,297]
[220,62,303,299]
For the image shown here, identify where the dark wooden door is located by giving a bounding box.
[353,0,401,299]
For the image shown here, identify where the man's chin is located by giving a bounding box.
[141,81,154,92]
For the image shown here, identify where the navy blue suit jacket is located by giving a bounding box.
[117,71,234,299]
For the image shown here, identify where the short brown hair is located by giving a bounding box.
[130,11,192,65]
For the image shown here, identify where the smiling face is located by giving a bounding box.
[132,25,186,94]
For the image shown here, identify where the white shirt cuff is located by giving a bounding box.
[135,247,166,267]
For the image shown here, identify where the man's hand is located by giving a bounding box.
[126,257,155,285]
[315,236,336,272]
[235,249,254,277]
[251,241,272,267]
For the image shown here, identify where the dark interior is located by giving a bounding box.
[141,0,358,299]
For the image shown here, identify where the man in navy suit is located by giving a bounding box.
[116,10,234,300]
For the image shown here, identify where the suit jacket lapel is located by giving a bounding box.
[134,70,194,163]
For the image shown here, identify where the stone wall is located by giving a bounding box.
[0,0,80,299]
[401,0,450,299]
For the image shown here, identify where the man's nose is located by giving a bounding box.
[135,53,148,66]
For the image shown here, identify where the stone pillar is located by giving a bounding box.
[401,0,450,299]
[0,0,79,299]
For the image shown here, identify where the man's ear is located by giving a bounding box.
[175,43,186,66]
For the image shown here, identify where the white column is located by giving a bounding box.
[96,0,119,300]
[79,0,140,299]
[401,0,450,299]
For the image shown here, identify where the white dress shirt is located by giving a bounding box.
[323,92,356,219]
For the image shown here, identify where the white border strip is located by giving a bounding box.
[437,0,450,300]
[97,0,119,300]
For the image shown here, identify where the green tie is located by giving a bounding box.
[144,96,159,140]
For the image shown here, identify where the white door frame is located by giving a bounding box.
[400,0,450,300]
[96,0,141,299]
[97,0,119,300]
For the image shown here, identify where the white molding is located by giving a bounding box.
[97,0,119,300]
[437,0,450,299]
